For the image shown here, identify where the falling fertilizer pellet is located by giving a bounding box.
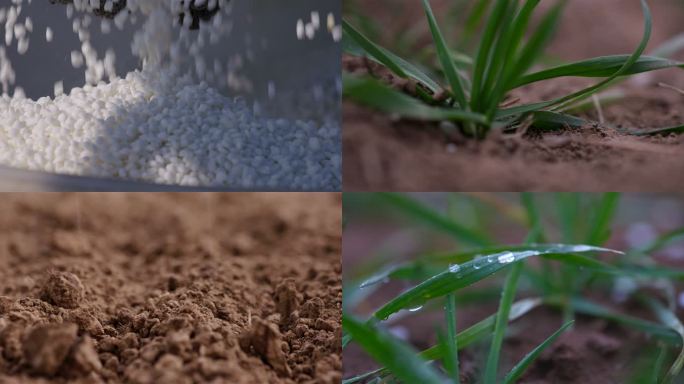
[0,0,341,190]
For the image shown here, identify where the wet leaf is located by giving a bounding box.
[371,245,622,321]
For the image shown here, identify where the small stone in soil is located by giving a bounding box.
[41,271,85,309]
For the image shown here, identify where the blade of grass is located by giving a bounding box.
[378,250,615,284]
[570,193,621,319]
[479,0,520,113]
[525,20,683,120]
[371,245,622,321]
[463,0,493,45]
[529,111,587,131]
[347,298,544,383]
[465,192,528,225]
[521,193,546,243]
[444,293,460,383]
[421,244,605,264]
[484,261,524,384]
[503,321,574,383]
[426,298,542,359]
[342,333,351,349]
[361,244,621,288]
[638,227,684,255]
[642,297,684,383]
[629,124,684,136]
[654,346,670,383]
[562,30,684,116]
[376,192,493,247]
[343,75,488,124]
[470,0,512,112]
[496,100,555,119]
[520,193,555,301]
[431,295,679,361]
[503,1,565,93]
[498,0,653,117]
[343,315,445,384]
[556,193,581,243]
[342,368,385,384]
[550,0,652,110]
[548,296,681,345]
[342,19,442,93]
[396,253,684,282]
[350,293,683,383]
[483,193,543,384]
[651,32,684,58]
[586,193,620,246]
[421,0,468,109]
[540,252,615,268]
[627,345,670,384]
[484,0,547,122]
[613,264,684,280]
[560,89,626,114]
[514,55,684,88]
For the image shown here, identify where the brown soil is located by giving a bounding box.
[343,0,684,191]
[0,193,342,383]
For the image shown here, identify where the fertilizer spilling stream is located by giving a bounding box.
[0,0,341,189]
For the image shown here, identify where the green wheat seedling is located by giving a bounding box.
[342,193,684,384]
[343,0,684,138]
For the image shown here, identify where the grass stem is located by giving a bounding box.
[483,262,524,384]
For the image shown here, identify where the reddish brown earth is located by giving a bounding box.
[0,193,342,383]
[343,0,684,191]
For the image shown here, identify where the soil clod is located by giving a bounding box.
[41,271,85,309]
[24,323,78,376]
[0,194,341,383]
[240,318,292,378]
[275,278,300,325]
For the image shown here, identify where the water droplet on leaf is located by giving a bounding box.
[497,251,515,264]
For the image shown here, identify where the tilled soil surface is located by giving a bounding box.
[0,193,342,383]
[343,0,684,191]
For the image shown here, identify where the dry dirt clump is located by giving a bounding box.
[41,272,86,309]
[0,193,342,383]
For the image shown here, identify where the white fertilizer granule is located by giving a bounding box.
[0,68,340,189]
[0,0,341,190]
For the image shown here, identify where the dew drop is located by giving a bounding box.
[497,251,515,264]
[408,305,423,312]
[448,263,461,273]
[473,256,486,270]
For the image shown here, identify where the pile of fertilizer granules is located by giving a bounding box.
[0,0,341,190]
